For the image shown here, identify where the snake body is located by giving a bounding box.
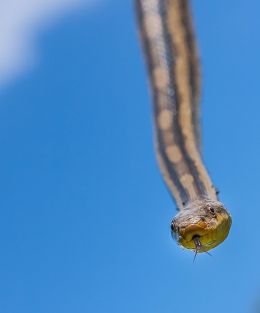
[135,0,231,253]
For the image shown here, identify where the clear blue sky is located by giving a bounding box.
[0,1,260,313]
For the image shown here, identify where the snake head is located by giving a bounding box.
[171,200,232,252]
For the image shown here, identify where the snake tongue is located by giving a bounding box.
[193,236,202,262]
[193,235,202,250]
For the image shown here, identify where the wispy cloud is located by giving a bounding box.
[0,0,96,88]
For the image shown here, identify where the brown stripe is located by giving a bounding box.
[167,0,217,200]
[135,0,193,207]
[179,0,201,149]
[135,0,218,209]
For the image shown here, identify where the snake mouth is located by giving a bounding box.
[174,215,231,252]
[178,222,207,242]
[178,230,218,252]
[176,224,217,252]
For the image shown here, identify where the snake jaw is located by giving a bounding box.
[171,200,232,253]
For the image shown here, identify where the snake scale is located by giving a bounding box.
[135,0,232,255]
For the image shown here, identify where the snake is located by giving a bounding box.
[135,0,232,255]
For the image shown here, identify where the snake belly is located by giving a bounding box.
[135,0,232,253]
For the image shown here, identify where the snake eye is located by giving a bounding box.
[171,222,179,234]
[209,207,215,214]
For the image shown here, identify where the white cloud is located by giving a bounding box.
[0,0,96,88]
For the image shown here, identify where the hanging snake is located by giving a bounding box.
[135,0,232,255]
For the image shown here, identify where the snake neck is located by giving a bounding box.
[135,0,217,209]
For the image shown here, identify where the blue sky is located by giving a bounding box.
[0,1,260,313]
